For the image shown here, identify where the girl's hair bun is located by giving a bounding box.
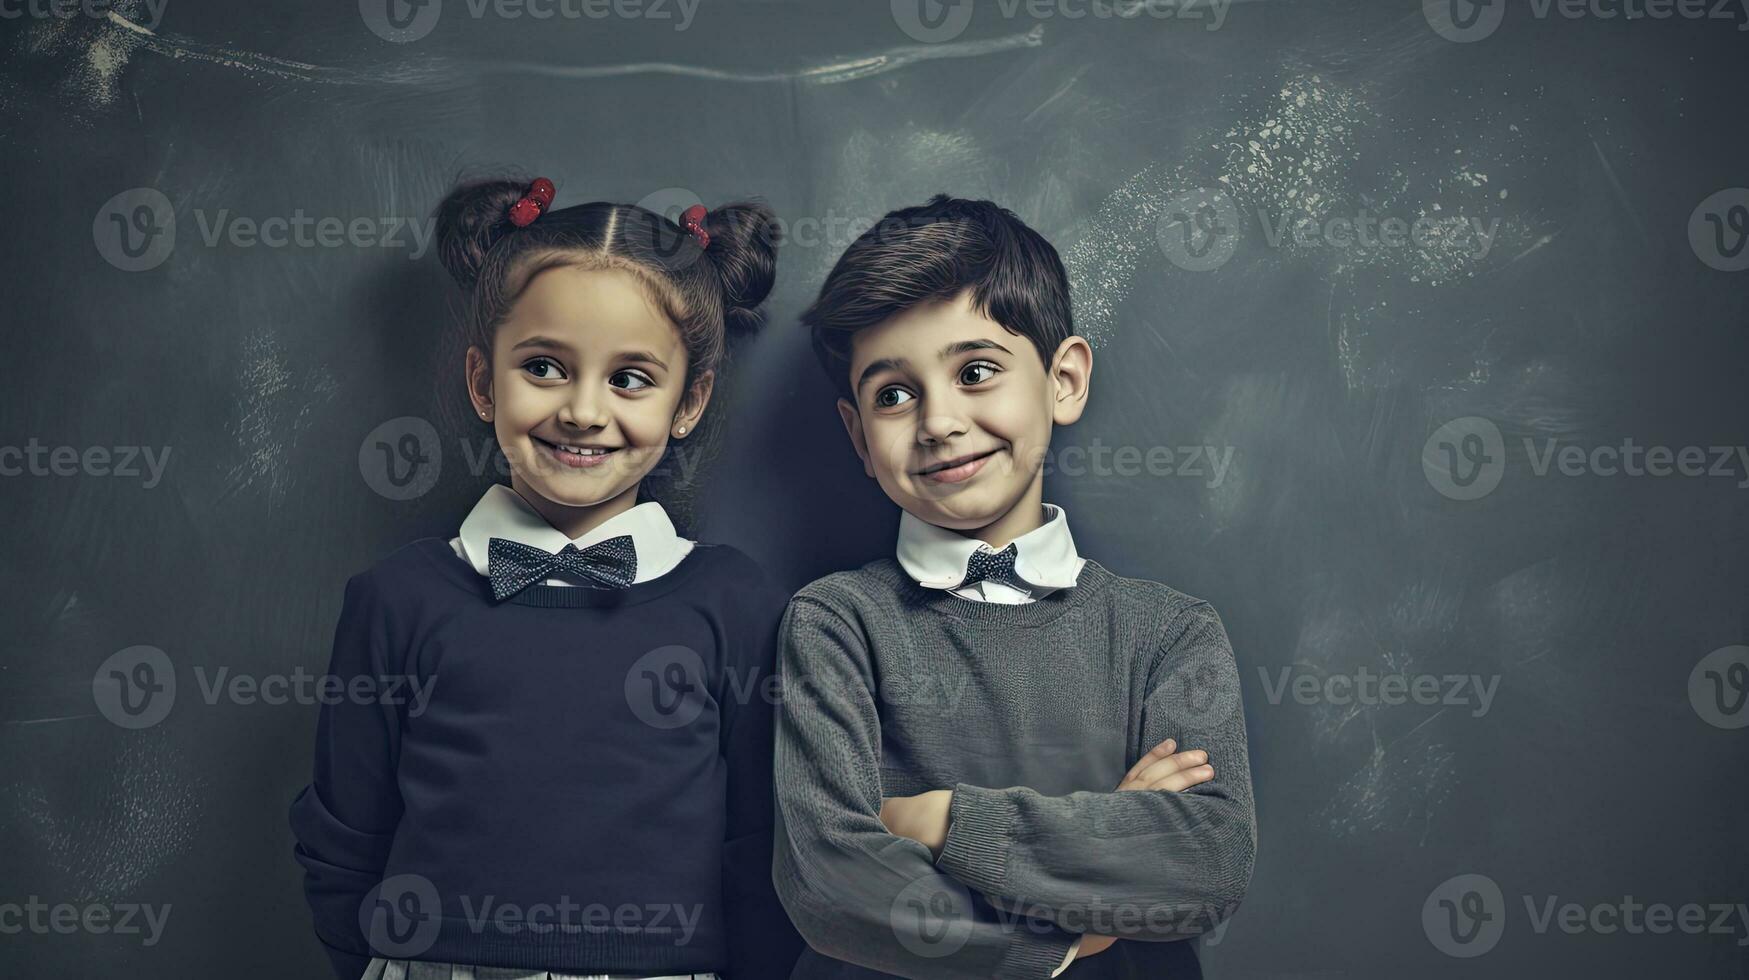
[434,176,530,291]
[699,201,781,338]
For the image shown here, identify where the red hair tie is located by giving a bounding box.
[680,204,710,249]
[508,177,556,227]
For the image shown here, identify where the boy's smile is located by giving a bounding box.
[836,289,1091,547]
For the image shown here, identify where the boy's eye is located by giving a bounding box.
[959,361,999,386]
[523,357,567,381]
[874,386,914,409]
[610,369,654,391]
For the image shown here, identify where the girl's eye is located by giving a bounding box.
[610,369,654,391]
[523,357,567,381]
[960,360,999,386]
[874,386,914,409]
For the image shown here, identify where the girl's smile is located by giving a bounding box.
[532,435,622,469]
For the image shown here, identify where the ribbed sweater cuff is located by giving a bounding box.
[993,922,1079,980]
[936,784,1016,898]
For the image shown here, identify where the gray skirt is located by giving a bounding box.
[360,958,719,980]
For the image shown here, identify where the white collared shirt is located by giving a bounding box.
[895,503,1087,605]
[448,483,695,586]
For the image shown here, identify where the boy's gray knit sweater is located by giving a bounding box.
[772,556,1256,980]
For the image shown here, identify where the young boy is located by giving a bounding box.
[772,196,1257,979]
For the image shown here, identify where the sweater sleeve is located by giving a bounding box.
[287,570,408,980]
[933,601,1257,941]
[772,593,1080,980]
[718,577,807,980]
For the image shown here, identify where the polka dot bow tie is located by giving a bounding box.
[957,542,1028,593]
[487,535,638,600]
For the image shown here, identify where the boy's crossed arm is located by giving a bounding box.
[772,593,1083,980]
[881,601,1258,947]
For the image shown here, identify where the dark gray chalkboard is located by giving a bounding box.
[2,1,1746,977]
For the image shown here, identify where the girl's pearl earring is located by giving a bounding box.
[676,425,687,435]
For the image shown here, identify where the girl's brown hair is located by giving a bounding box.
[434,174,781,528]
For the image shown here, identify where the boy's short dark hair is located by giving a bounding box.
[802,195,1074,401]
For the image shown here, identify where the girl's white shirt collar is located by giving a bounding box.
[895,502,1087,604]
[449,483,695,585]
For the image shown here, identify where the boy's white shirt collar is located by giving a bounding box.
[450,483,694,585]
[896,502,1086,604]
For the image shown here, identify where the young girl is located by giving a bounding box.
[288,175,802,980]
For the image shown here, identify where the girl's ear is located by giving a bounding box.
[1049,335,1093,427]
[671,370,715,439]
[465,345,494,421]
[836,397,876,479]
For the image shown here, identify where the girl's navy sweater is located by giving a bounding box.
[287,536,802,980]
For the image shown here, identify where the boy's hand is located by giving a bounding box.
[1116,738,1215,792]
[878,789,954,858]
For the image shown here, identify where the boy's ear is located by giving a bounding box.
[1049,335,1093,426]
[835,397,876,479]
[465,345,494,420]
